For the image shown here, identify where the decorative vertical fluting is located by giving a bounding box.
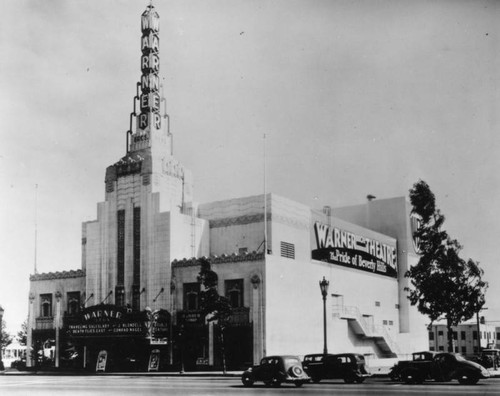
[138,5,161,134]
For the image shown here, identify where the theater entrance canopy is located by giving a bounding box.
[64,304,170,343]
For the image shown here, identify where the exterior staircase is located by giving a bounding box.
[332,305,399,358]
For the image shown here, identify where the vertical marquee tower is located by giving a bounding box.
[82,3,208,314]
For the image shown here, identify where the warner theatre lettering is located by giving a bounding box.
[65,305,170,339]
[312,222,398,278]
[137,6,161,134]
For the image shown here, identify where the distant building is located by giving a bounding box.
[26,4,428,372]
[428,319,498,357]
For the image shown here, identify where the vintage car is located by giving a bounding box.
[302,353,371,383]
[389,351,438,381]
[241,355,310,387]
[394,352,489,385]
[474,349,500,370]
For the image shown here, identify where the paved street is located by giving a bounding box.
[1,375,500,396]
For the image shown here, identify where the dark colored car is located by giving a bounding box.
[389,351,438,381]
[396,352,490,385]
[302,353,371,383]
[474,349,500,370]
[241,355,310,387]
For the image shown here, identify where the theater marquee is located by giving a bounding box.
[312,222,398,278]
[65,305,170,341]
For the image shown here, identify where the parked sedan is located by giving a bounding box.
[241,355,310,387]
[302,353,371,383]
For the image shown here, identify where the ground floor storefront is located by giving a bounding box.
[30,304,254,372]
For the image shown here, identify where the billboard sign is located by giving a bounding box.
[312,222,398,278]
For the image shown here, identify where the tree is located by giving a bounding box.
[406,180,488,352]
[17,319,28,346]
[197,257,232,373]
[1,319,13,352]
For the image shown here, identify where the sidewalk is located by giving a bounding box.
[1,368,243,377]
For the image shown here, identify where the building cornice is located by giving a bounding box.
[172,252,264,268]
[30,269,86,281]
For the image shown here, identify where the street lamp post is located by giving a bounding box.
[319,277,329,355]
[0,305,4,370]
[476,307,488,353]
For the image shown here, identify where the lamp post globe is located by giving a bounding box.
[319,277,329,355]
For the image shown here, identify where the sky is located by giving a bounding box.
[1,0,499,336]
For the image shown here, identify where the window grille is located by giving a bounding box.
[280,241,295,259]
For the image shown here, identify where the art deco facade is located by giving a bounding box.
[27,4,428,372]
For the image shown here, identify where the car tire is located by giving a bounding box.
[289,365,304,377]
[294,382,304,387]
[344,376,355,384]
[355,377,365,383]
[311,376,321,383]
[457,372,479,385]
[241,373,254,387]
[401,369,418,384]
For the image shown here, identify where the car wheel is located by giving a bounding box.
[311,376,321,383]
[344,376,355,384]
[294,382,304,387]
[241,373,254,387]
[355,377,365,384]
[401,369,417,384]
[457,372,479,385]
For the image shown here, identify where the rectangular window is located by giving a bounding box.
[461,347,466,354]
[183,283,200,311]
[454,346,459,352]
[429,332,435,340]
[117,210,125,285]
[438,346,444,351]
[473,331,478,340]
[388,320,393,326]
[383,320,388,325]
[438,330,443,336]
[225,279,244,308]
[430,346,435,351]
[395,304,400,309]
[66,292,80,316]
[375,301,381,307]
[115,285,125,307]
[132,285,140,311]
[40,294,52,317]
[461,331,466,340]
[280,241,295,259]
[238,247,248,255]
[453,331,458,340]
[133,207,141,285]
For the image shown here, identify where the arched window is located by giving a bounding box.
[67,292,80,315]
[183,283,200,311]
[225,279,243,308]
[40,294,52,317]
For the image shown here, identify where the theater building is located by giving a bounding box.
[26,4,428,372]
